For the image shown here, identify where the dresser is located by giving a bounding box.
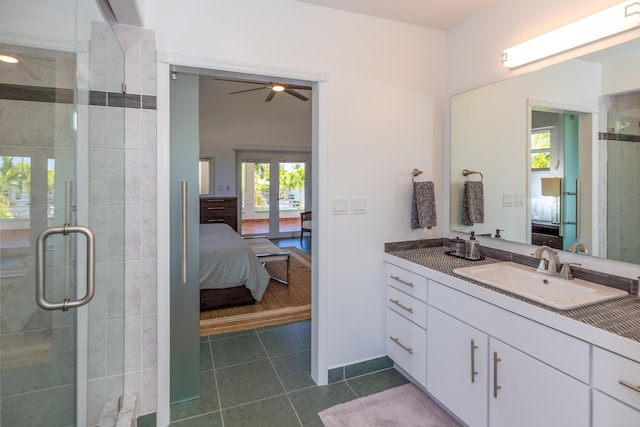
[199,196,238,231]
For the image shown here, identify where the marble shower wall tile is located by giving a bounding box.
[125,260,142,317]
[141,109,156,148]
[89,320,107,379]
[142,368,157,414]
[110,22,158,417]
[90,23,109,92]
[125,108,142,149]
[124,315,142,373]
[124,205,142,260]
[141,149,157,205]
[141,259,157,315]
[142,314,157,370]
[124,148,142,205]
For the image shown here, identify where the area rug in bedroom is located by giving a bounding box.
[318,383,461,427]
[200,246,311,336]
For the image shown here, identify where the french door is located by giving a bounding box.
[238,152,311,238]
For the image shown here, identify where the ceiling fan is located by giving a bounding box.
[227,81,311,102]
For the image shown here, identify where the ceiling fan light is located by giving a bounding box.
[272,84,285,92]
[0,54,19,64]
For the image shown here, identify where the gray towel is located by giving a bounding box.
[411,181,437,229]
[461,181,484,226]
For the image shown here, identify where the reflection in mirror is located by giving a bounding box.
[530,108,591,255]
[450,38,640,264]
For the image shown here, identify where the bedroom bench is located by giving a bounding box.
[244,238,290,285]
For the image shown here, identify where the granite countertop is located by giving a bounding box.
[386,245,640,344]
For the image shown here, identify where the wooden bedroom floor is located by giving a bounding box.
[200,246,311,336]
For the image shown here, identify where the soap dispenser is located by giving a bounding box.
[465,231,481,260]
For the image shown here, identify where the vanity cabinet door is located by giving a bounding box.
[386,309,427,387]
[593,390,640,427]
[427,307,488,427]
[488,338,590,427]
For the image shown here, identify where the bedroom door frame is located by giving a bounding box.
[156,57,329,426]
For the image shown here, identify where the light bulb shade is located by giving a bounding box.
[502,1,640,68]
[272,84,285,92]
[0,54,18,64]
[541,177,562,197]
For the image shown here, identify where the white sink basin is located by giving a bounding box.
[452,261,628,310]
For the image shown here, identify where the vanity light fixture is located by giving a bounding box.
[0,54,19,64]
[502,0,640,68]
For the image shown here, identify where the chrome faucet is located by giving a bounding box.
[568,242,587,254]
[532,245,581,279]
[532,245,560,276]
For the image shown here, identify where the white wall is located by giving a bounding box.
[146,0,446,370]
[602,52,640,95]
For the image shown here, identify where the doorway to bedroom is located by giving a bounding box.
[188,68,314,336]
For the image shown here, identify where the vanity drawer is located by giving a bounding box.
[387,285,427,329]
[386,263,428,302]
[592,347,640,410]
[386,309,427,387]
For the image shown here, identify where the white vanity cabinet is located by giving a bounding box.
[591,347,640,427]
[488,338,590,427]
[427,282,590,427]
[385,263,428,387]
[386,258,596,427]
[427,307,488,425]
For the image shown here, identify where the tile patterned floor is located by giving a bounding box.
[137,320,408,426]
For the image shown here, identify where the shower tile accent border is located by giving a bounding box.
[0,83,156,110]
[599,132,640,142]
[0,83,74,103]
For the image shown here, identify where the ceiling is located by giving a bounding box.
[296,0,500,30]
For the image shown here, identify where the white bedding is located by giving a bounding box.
[199,223,270,301]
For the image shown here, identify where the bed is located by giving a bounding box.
[199,223,271,311]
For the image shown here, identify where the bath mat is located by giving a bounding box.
[318,383,461,427]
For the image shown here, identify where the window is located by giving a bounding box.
[237,151,310,237]
[199,157,214,194]
[531,130,552,170]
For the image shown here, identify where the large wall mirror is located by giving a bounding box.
[450,37,640,264]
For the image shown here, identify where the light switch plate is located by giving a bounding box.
[332,197,349,215]
[515,192,525,206]
[503,192,514,207]
[351,197,367,214]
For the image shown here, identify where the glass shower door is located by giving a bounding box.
[0,1,125,425]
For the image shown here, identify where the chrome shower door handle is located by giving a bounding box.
[36,224,96,311]
[181,181,188,284]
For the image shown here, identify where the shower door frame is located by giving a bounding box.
[0,1,127,425]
